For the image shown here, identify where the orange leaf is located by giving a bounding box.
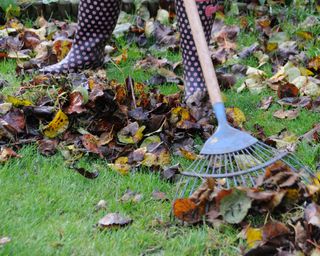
[173,198,204,223]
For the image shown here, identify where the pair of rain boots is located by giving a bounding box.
[40,0,219,98]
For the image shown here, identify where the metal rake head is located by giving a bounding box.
[176,141,317,198]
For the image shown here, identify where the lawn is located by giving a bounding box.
[1,2,320,256]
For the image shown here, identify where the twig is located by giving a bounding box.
[127,76,137,109]
[0,138,39,147]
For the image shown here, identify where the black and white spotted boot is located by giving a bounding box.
[40,0,121,74]
[176,0,220,99]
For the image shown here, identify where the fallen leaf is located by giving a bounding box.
[245,226,263,248]
[226,107,246,128]
[258,96,273,110]
[0,147,21,163]
[0,237,11,246]
[220,189,252,224]
[121,190,143,203]
[305,203,320,228]
[277,83,299,99]
[70,166,99,179]
[117,122,145,145]
[95,200,107,211]
[98,213,132,229]
[37,139,58,156]
[52,39,73,61]
[173,198,204,223]
[65,91,86,114]
[262,221,290,241]
[108,157,131,175]
[152,190,168,201]
[81,134,101,155]
[273,109,299,120]
[6,95,32,107]
[43,110,69,139]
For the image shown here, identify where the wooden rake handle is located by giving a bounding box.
[183,0,223,104]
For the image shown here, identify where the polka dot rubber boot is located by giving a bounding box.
[40,0,121,74]
[175,0,217,99]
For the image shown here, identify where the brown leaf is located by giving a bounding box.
[273,109,299,120]
[3,109,26,133]
[309,56,320,71]
[173,198,205,223]
[152,190,168,201]
[258,96,273,110]
[161,164,180,182]
[65,91,86,114]
[81,134,101,155]
[37,139,58,156]
[277,96,312,109]
[70,166,99,180]
[262,221,290,242]
[277,83,299,99]
[121,190,143,203]
[19,30,41,49]
[0,147,21,163]
[98,213,133,229]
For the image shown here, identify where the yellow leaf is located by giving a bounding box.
[226,107,246,127]
[6,95,32,107]
[297,31,313,40]
[108,157,130,175]
[179,148,197,160]
[299,67,314,76]
[246,227,262,248]
[266,42,278,52]
[43,110,69,139]
[285,189,299,203]
[141,153,157,167]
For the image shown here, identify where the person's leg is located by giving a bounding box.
[175,0,217,99]
[40,0,121,74]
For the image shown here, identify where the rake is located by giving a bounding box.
[176,0,317,198]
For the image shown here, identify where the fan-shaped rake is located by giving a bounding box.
[175,0,318,199]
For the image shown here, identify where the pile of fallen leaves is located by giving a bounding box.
[173,161,320,255]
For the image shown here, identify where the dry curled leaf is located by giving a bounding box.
[0,147,21,163]
[173,198,205,224]
[98,213,132,229]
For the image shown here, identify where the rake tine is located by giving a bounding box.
[217,154,223,189]
[287,153,317,178]
[228,153,238,187]
[178,157,202,198]
[224,154,230,189]
[247,172,256,187]
[233,151,247,187]
[239,149,257,186]
[188,155,209,196]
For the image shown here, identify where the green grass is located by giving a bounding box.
[0,146,239,256]
[1,6,320,255]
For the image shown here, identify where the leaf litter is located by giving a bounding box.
[0,0,320,248]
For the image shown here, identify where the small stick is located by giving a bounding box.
[127,76,137,109]
[0,138,39,147]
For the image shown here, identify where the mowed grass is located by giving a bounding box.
[1,7,320,255]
